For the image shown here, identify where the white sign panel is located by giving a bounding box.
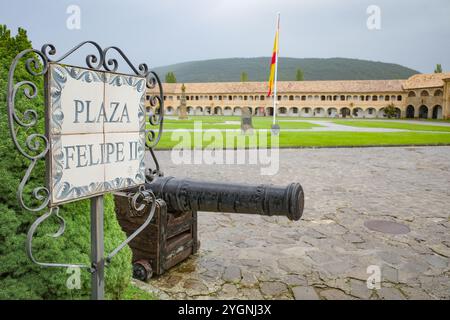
[47,63,146,205]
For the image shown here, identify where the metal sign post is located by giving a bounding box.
[91,195,105,300]
[6,41,165,300]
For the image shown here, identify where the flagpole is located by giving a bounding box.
[272,12,280,126]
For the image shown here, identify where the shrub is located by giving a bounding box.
[0,25,132,300]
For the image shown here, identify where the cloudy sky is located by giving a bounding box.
[1,0,449,73]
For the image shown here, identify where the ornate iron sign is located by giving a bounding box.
[47,63,147,205]
[6,41,164,299]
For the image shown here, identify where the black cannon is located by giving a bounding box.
[148,176,304,221]
[114,176,304,280]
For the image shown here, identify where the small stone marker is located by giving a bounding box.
[241,107,253,134]
[178,83,188,120]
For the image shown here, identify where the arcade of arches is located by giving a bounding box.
[147,72,450,120]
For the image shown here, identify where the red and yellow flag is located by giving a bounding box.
[267,17,279,97]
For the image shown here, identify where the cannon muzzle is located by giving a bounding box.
[147,176,304,221]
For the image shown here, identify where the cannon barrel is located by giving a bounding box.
[146,176,304,221]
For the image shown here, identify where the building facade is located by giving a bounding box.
[147,72,450,119]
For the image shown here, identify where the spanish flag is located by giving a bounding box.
[268,14,280,97]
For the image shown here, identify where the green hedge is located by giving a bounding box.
[0,26,132,299]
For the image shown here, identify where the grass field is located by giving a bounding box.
[163,116,321,130]
[333,120,450,132]
[153,116,450,149]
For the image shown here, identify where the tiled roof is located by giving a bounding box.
[149,73,449,95]
[156,80,405,94]
[402,72,450,89]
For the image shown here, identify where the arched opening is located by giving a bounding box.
[378,108,386,118]
[432,105,443,119]
[187,106,194,115]
[300,107,311,117]
[419,105,428,119]
[223,106,233,116]
[408,91,416,97]
[406,105,414,118]
[365,108,376,118]
[166,106,174,115]
[195,106,203,115]
[204,107,211,115]
[214,106,222,115]
[313,107,324,117]
[289,107,299,116]
[352,108,364,118]
[340,107,350,118]
[278,107,287,116]
[434,89,443,97]
[420,90,429,97]
[327,108,337,117]
[233,107,242,116]
[256,107,265,116]
[266,107,274,116]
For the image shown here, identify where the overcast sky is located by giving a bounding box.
[1,0,449,73]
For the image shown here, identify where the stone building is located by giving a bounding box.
[147,72,450,119]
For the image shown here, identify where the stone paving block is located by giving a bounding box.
[378,287,406,300]
[292,286,320,300]
[222,265,242,283]
[260,281,289,297]
[320,288,355,300]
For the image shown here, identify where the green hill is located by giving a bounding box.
[154,57,419,83]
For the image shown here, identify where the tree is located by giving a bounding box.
[240,72,248,82]
[384,103,399,118]
[434,64,443,73]
[165,71,177,83]
[0,25,131,299]
[296,68,304,81]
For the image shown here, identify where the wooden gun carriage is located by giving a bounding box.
[115,176,304,280]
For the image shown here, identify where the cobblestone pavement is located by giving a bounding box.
[136,147,450,300]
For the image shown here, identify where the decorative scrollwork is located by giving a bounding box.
[106,188,157,263]
[145,71,164,149]
[145,148,164,183]
[7,49,51,212]
[26,207,91,269]
[41,41,104,70]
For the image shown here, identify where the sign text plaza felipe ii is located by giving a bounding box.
[47,63,146,205]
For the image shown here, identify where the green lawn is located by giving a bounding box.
[332,120,450,132]
[276,132,450,147]
[163,116,321,130]
[151,116,450,148]
[155,131,450,149]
